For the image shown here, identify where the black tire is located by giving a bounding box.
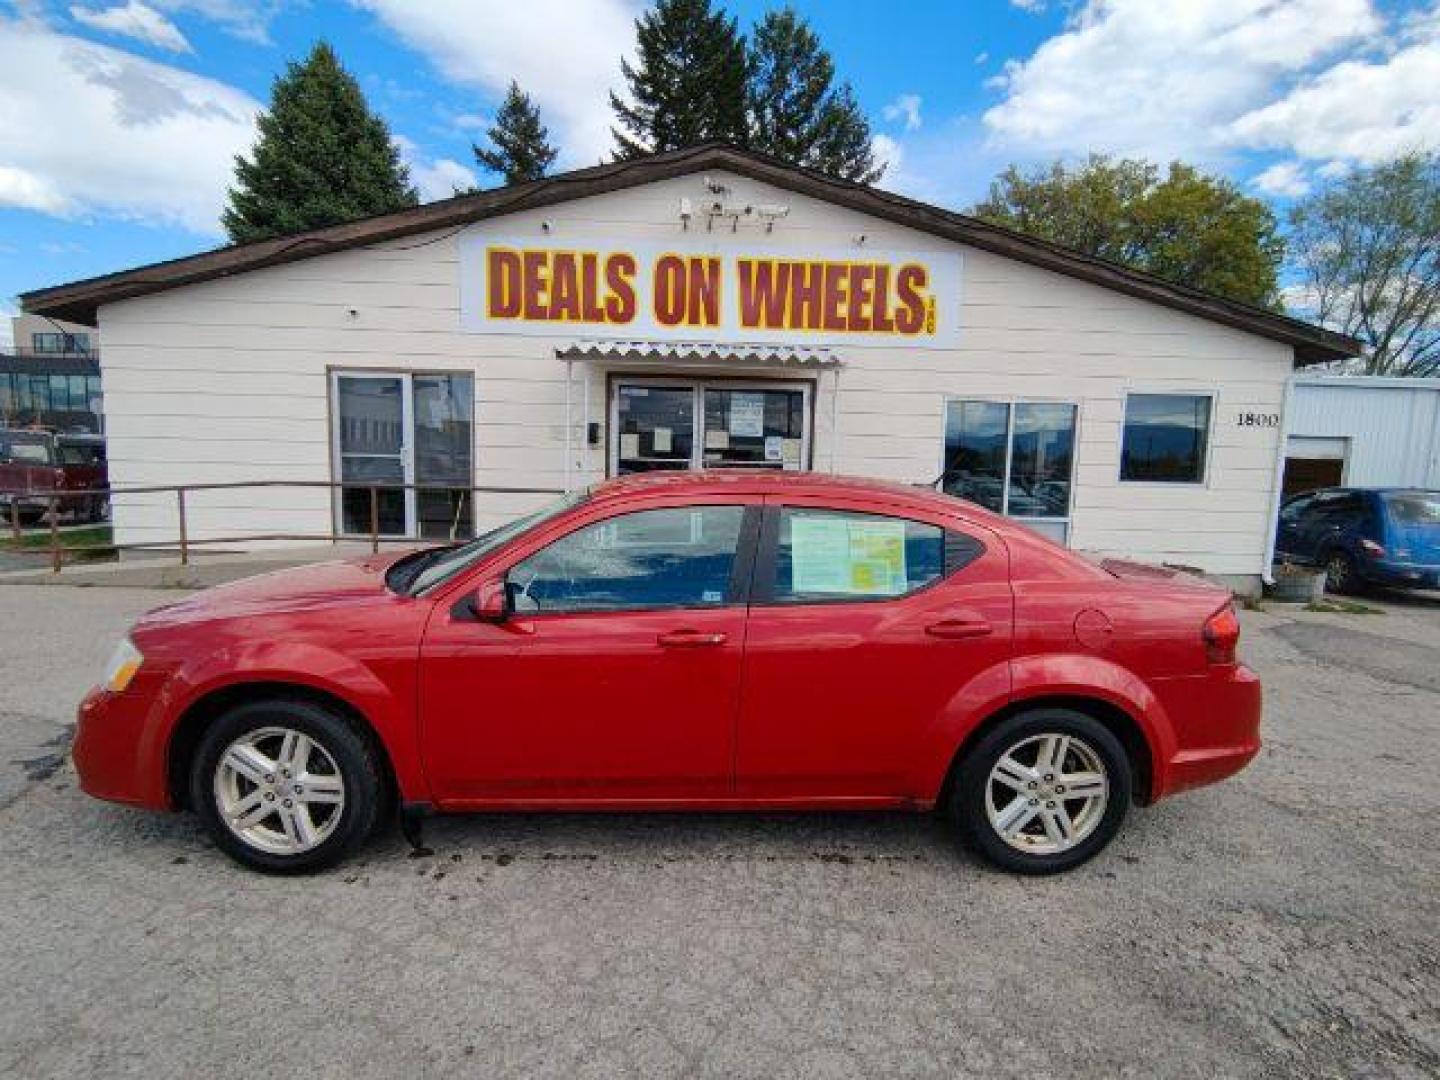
[190,698,383,874]
[1323,550,1361,595]
[950,708,1132,875]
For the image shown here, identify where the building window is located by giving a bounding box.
[31,332,90,354]
[1120,394,1212,483]
[943,399,1077,543]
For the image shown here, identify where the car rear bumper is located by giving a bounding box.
[1360,559,1440,590]
[1152,663,1262,800]
[73,681,172,810]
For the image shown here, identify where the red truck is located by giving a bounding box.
[0,428,109,524]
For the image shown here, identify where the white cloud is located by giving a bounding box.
[882,92,923,131]
[1011,0,1046,11]
[151,0,279,45]
[974,51,989,64]
[352,0,638,165]
[1251,160,1311,197]
[451,112,489,132]
[70,1,192,52]
[411,157,477,201]
[0,18,260,232]
[984,0,1386,164]
[1227,15,1440,163]
[872,133,903,178]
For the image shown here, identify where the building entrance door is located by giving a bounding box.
[611,379,811,476]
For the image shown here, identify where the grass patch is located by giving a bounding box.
[1304,598,1385,615]
[0,524,116,561]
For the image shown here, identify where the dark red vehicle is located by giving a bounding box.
[76,471,1258,874]
[0,428,108,523]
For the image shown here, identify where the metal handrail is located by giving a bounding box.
[1,480,566,573]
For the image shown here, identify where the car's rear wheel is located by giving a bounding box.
[951,708,1131,874]
[190,699,381,873]
[1324,550,1361,595]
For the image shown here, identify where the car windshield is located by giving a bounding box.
[1,435,52,465]
[1382,491,1440,527]
[406,488,590,596]
[56,442,103,466]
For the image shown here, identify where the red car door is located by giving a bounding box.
[736,495,1013,800]
[420,498,759,805]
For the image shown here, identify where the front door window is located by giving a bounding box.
[613,380,810,475]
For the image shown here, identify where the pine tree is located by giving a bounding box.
[222,41,418,244]
[610,0,749,158]
[473,82,559,185]
[747,8,881,183]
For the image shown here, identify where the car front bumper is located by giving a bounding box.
[73,676,174,810]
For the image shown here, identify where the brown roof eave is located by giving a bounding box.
[20,142,1361,364]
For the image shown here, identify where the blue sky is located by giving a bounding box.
[2,0,1438,342]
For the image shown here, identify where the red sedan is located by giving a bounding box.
[76,471,1258,874]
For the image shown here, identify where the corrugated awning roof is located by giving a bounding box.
[559,339,840,366]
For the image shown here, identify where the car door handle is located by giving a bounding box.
[657,629,728,648]
[925,618,992,640]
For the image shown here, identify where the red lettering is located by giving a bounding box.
[738,260,788,328]
[895,264,928,335]
[604,254,636,323]
[487,249,521,318]
[550,253,580,321]
[688,257,721,326]
[521,251,548,318]
[871,265,895,332]
[653,255,686,326]
[848,265,874,332]
[822,264,848,332]
[789,263,823,330]
[580,254,605,322]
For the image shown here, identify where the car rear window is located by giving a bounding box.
[1382,492,1440,526]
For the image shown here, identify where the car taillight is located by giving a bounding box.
[1203,604,1240,666]
[1359,538,1386,557]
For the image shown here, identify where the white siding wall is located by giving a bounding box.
[98,170,1293,577]
[1289,377,1440,489]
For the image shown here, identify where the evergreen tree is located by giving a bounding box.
[746,8,882,183]
[473,81,558,185]
[223,41,418,244]
[610,0,748,158]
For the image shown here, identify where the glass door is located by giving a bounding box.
[701,386,807,470]
[611,379,811,475]
[335,373,409,536]
[613,384,696,474]
[332,372,475,538]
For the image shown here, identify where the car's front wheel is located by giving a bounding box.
[190,699,382,873]
[951,708,1131,874]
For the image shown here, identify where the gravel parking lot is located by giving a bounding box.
[1,582,1437,1079]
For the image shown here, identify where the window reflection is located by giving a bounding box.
[943,400,1077,535]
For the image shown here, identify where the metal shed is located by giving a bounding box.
[1284,376,1440,497]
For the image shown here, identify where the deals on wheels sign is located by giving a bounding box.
[458,234,962,347]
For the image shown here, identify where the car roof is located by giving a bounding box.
[585,469,1009,526]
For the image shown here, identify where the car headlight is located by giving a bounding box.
[102,637,144,693]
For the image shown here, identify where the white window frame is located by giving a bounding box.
[328,369,476,538]
[940,396,1081,543]
[608,376,813,476]
[1117,389,1217,487]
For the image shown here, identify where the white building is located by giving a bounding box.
[20,145,1356,590]
[1283,376,1440,497]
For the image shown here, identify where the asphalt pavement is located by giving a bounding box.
[0,582,1436,1079]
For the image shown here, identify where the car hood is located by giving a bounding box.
[136,552,411,631]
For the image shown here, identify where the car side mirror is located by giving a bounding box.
[473,578,511,623]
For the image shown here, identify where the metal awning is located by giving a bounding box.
[559,339,840,367]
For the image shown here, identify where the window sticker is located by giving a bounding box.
[790,516,908,596]
[653,426,672,453]
[729,393,765,437]
[764,435,783,461]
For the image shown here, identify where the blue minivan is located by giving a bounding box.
[1276,488,1440,593]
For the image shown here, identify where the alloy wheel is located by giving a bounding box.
[213,725,346,855]
[985,733,1109,855]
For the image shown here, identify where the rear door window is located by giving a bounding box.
[766,507,982,603]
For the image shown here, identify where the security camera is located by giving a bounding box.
[678,197,693,229]
[755,203,790,232]
[703,175,730,196]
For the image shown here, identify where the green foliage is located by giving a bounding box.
[972,156,1283,308]
[473,82,558,185]
[222,41,418,244]
[610,0,749,158]
[1288,153,1440,376]
[746,8,882,183]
